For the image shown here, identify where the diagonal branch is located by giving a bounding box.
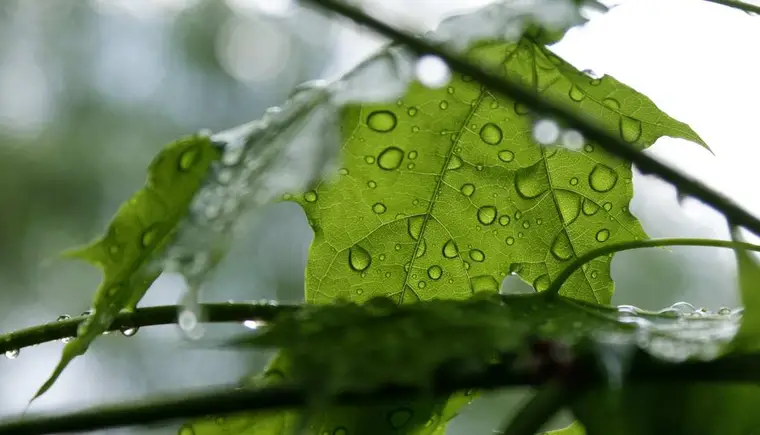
[0,302,297,355]
[303,0,760,239]
[703,0,760,14]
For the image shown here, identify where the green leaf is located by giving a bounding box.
[297,37,706,308]
[31,135,221,403]
[728,226,760,351]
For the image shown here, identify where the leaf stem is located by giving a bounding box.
[0,302,297,354]
[302,0,760,240]
[703,0,760,14]
[3,351,760,435]
[497,381,573,435]
[545,238,760,297]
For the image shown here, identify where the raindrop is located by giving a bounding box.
[469,249,486,262]
[619,116,642,143]
[550,231,574,261]
[515,162,549,199]
[120,325,139,337]
[582,199,599,215]
[603,202,612,211]
[373,203,387,214]
[589,164,618,192]
[460,183,475,197]
[364,156,375,164]
[498,150,515,162]
[514,211,522,220]
[427,265,443,280]
[448,155,463,170]
[407,216,424,240]
[569,177,579,186]
[506,237,515,245]
[522,221,530,229]
[569,85,585,102]
[479,123,503,145]
[584,144,594,153]
[415,55,451,88]
[367,181,377,188]
[439,101,449,110]
[533,119,560,145]
[596,229,610,242]
[499,215,511,226]
[533,274,551,292]
[669,301,696,314]
[4,349,19,359]
[407,163,416,170]
[367,110,397,132]
[57,314,70,322]
[603,98,621,110]
[617,305,640,314]
[417,281,426,289]
[718,307,731,315]
[407,107,418,117]
[514,102,530,115]
[471,275,499,292]
[349,245,372,272]
[377,147,405,170]
[477,206,497,225]
[178,309,198,333]
[415,239,427,258]
[442,239,459,258]
[304,191,318,203]
[338,168,349,175]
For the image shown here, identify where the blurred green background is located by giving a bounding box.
[0,0,755,434]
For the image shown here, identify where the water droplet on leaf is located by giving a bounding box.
[479,123,503,145]
[477,206,497,225]
[551,231,574,261]
[471,275,499,293]
[442,239,459,258]
[427,265,443,280]
[515,163,549,199]
[304,191,318,203]
[415,55,451,88]
[407,216,424,240]
[373,203,387,214]
[533,274,550,291]
[4,349,19,359]
[589,164,618,192]
[498,150,515,162]
[596,229,610,242]
[619,116,642,143]
[469,249,485,262]
[460,183,475,197]
[448,155,463,170]
[349,245,372,272]
[377,147,404,170]
[367,110,397,132]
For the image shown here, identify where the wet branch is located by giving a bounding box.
[0,302,297,355]
[704,0,760,15]
[303,0,760,240]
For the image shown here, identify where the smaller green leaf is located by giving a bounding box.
[728,226,760,351]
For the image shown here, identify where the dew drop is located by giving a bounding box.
[506,237,515,245]
[349,245,372,272]
[515,162,549,199]
[408,151,418,160]
[415,55,451,88]
[415,239,427,258]
[178,309,198,333]
[120,325,139,337]
[439,101,449,110]
[477,206,497,225]
[427,265,443,280]
[582,199,600,215]
[533,274,551,292]
[514,210,522,220]
[499,215,511,226]
[533,119,560,145]
[569,85,585,102]
[407,163,416,170]
[57,314,70,322]
[591,271,598,278]
[471,275,499,293]
[417,281,426,289]
[469,249,485,262]
[367,180,377,188]
[448,155,463,170]
[584,144,594,153]
[304,190,318,203]
[373,203,387,214]
[603,98,621,110]
[522,221,530,229]
[367,110,397,132]
[364,156,375,164]
[407,216,424,240]
[338,168,349,175]
[377,147,404,170]
[442,239,459,258]
[514,102,530,115]
[619,116,642,143]
[550,231,574,261]
[479,123,503,145]
[596,229,610,242]
[570,177,579,186]
[4,349,19,359]
[603,202,612,211]
[407,107,418,117]
[496,150,515,163]
[589,164,618,192]
[460,183,475,197]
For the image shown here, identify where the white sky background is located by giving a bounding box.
[2,0,760,432]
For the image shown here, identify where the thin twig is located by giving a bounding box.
[303,0,760,240]
[703,0,760,14]
[544,238,760,297]
[0,302,297,354]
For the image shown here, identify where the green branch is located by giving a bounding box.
[4,351,760,435]
[498,381,574,435]
[545,238,760,297]
[303,0,760,240]
[0,302,297,355]
[704,0,760,14]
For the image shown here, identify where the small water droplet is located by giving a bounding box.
[388,408,414,429]
[338,168,349,175]
[443,239,459,258]
[408,216,424,240]
[439,101,449,110]
[364,156,375,164]
[514,102,530,115]
[304,191,318,203]
[569,177,579,186]
[460,183,475,197]
[471,275,499,292]
[407,107,418,117]
[589,164,618,192]
[373,203,387,214]
[569,85,585,102]
[499,215,511,226]
[603,202,612,211]
[603,98,621,110]
[367,110,397,132]
[377,147,404,170]
[448,155,463,170]
[591,271,598,278]
[515,162,549,199]
[533,119,560,145]
[417,281,426,289]
[514,210,522,220]
[497,150,515,162]
[669,301,696,314]
[533,274,551,292]
[582,199,600,215]
[120,325,139,337]
[479,123,503,145]
[408,151,418,160]
[522,221,530,229]
[349,245,372,272]
[178,309,198,333]
[477,206,497,225]
[551,231,573,261]
[469,249,485,262]
[427,265,443,280]
[506,237,515,245]
[407,163,416,170]
[561,130,584,151]
[367,180,377,188]
[596,229,610,242]
[4,349,19,359]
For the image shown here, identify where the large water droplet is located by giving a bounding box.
[469,249,485,262]
[569,85,585,102]
[515,162,549,199]
[551,231,574,261]
[589,164,618,192]
[596,229,610,242]
[460,183,475,197]
[471,275,499,293]
[479,123,503,145]
[349,245,372,271]
[533,274,551,292]
[619,116,642,143]
[377,147,404,170]
[498,150,515,162]
[408,216,424,240]
[477,206,497,225]
[442,239,459,258]
[367,110,397,132]
[582,199,600,215]
[427,265,443,280]
[533,119,560,145]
